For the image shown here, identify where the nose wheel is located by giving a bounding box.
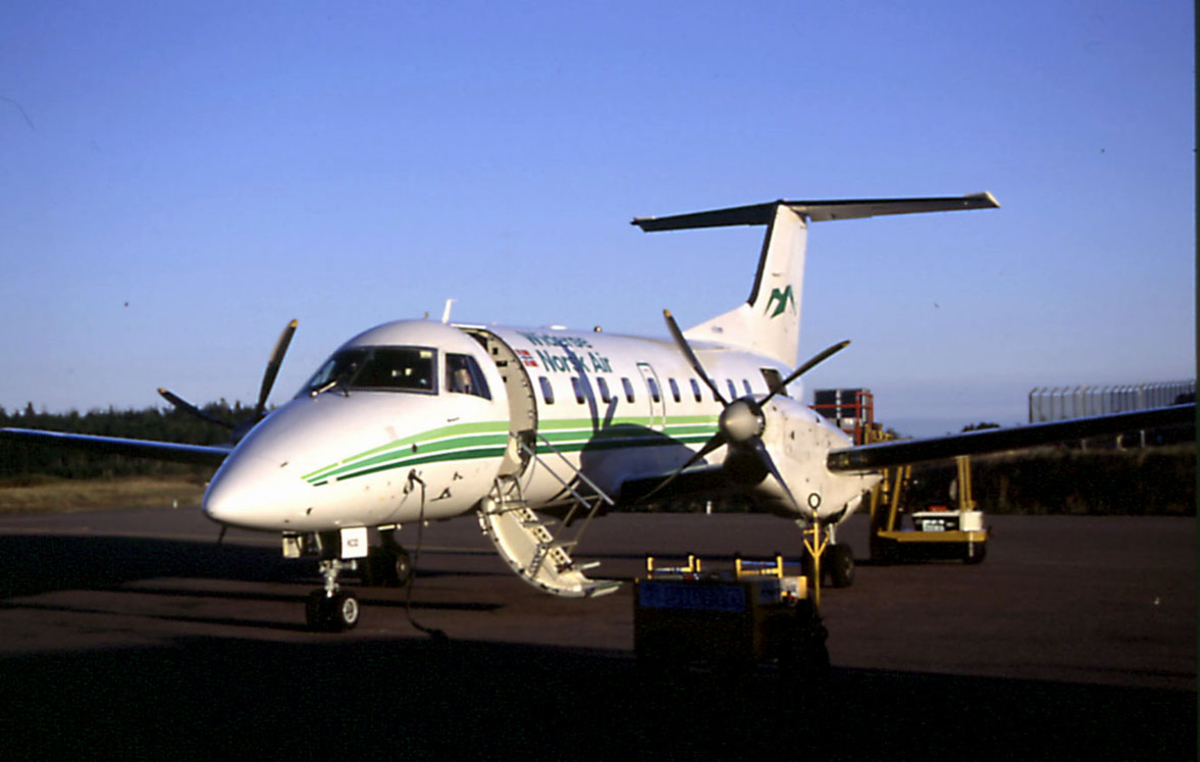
[306,558,360,632]
[306,588,360,632]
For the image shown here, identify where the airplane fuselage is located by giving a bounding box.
[202,318,876,534]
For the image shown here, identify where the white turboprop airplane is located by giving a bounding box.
[3,193,1192,632]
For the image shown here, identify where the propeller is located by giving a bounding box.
[645,309,848,515]
[159,319,298,442]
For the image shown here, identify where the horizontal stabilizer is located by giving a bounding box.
[827,404,1194,472]
[632,192,999,231]
[0,427,232,467]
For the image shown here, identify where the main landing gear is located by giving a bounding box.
[287,527,413,633]
[359,529,413,588]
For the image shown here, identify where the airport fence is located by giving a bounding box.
[1028,380,1195,424]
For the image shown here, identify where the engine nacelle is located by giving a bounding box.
[747,396,881,522]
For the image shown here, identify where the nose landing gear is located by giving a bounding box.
[284,529,368,632]
[285,527,415,632]
[307,559,360,632]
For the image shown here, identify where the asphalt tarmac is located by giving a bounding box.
[0,508,1194,759]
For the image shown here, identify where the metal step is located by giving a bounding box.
[477,493,619,599]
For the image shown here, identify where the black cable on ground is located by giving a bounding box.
[403,470,448,642]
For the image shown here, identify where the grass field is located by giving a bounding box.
[0,476,206,513]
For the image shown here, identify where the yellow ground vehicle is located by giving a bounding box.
[868,450,988,564]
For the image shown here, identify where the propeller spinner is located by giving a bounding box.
[648,309,848,517]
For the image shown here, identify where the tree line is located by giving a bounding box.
[0,402,247,481]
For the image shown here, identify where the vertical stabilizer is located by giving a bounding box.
[682,203,807,367]
[631,192,999,369]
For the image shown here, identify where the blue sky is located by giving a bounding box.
[1,1,1193,436]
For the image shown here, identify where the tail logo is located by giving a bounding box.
[764,285,797,318]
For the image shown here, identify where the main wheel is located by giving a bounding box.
[361,546,412,587]
[391,548,412,586]
[828,543,854,588]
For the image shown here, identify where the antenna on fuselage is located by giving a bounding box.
[441,299,456,324]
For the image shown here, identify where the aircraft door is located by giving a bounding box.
[637,362,666,432]
[462,329,538,477]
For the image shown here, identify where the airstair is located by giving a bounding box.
[477,432,621,597]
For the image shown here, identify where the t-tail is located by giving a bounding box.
[632,193,1000,368]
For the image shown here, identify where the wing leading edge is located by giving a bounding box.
[826,404,1195,472]
[0,428,232,467]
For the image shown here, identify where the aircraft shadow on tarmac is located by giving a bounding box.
[0,633,1194,760]
[0,534,501,610]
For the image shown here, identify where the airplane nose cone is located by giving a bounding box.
[203,450,306,531]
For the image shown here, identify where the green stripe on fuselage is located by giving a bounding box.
[302,420,509,481]
[303,415,719,486]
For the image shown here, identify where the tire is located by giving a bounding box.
[305,590,360,632]
[361,546,412,587]
[828,543,854,588]
[328,590,360,631]
[306,590,331,631]
[391,548,412,586]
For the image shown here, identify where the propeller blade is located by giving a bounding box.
[761,339,851,407]
[641,431,728,502]
[158,388,234,430]
[254,319,298,420]
[663,309,727,406]
[747,436,813,519]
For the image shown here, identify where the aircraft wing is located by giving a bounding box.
[0,427,232,467]
[826,404,1194,472]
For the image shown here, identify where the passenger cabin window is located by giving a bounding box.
[690,378,702,402]
[445,353,491,399]
[647,377,661,403]
[571,376,590,404]
[761,368,787,397]
[743,379,753,396]
[597,377,612,403]
[622,377,635,403]
[303,346,437,395]
[539,376,555,405]
[669,378,681,403]
[726,379,737,400]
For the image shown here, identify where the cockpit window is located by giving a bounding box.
[445,353,491,399]
[303,346,437,395]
